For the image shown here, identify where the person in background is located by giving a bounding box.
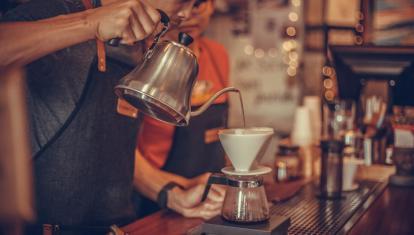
[1,0,223,234]
[134,0,230,218]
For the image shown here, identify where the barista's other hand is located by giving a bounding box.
[189,172,211,186]
[86,0,161,45]
[167,184,226,220]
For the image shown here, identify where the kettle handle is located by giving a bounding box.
[201,173,227,202]
[191,87,240,117]
[141,10,171,59]
[108,9,170,47]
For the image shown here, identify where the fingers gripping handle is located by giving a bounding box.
[201,173,227,202]
[107,9,169,46]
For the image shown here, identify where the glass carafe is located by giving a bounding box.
[221,175,269,223]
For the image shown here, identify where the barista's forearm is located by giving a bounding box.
[0,10,96,69]
[133,150,191,201]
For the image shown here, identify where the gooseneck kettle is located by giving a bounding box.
[114,10,240,126]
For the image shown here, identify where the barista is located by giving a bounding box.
[1,0,221,234]
[134,0,230,217]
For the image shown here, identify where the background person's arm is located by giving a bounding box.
[133,150,224,220]
[0,0,160,69]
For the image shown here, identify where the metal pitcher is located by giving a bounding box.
[114,28,239,126]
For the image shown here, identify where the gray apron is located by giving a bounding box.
[26,58,140,234]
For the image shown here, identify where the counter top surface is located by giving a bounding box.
[348,185,414,235]
[122,165,414,235]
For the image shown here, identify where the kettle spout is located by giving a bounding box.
[190,87,240,117]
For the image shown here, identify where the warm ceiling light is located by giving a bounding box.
[244,45,254,55]
[325,90,335,101]
[254,48,265,58]
[289,12,299,22]
[323,79,333,89]
[286,26,297,37]
[292,0,301,7]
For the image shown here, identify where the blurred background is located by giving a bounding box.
[1,0,414,175]
[201,0,414,163]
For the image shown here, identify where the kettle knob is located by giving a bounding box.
[179,32,194,46]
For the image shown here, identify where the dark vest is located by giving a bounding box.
[163,103,228,177]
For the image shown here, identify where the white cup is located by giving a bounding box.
[291,106,313,146]
[342,157,364,191]
[304,96,321,144]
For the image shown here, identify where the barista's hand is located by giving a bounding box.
[86,0,161,44]
[167,184,226,220]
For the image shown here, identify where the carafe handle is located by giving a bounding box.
[201,173,227,202]
[191,87,239,117]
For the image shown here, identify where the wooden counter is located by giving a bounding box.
[349,186,414,235]
[122,165,414,235]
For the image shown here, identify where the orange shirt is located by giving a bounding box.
[137,37,230,168]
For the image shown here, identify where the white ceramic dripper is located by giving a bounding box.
[218,128,274,172]
[304,96,322,144]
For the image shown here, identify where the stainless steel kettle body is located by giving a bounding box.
[114,39,199,126]
[112,9,239,126]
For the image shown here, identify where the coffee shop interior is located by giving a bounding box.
[1,0,414,234]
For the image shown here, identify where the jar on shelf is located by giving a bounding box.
[274,144,302,182]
